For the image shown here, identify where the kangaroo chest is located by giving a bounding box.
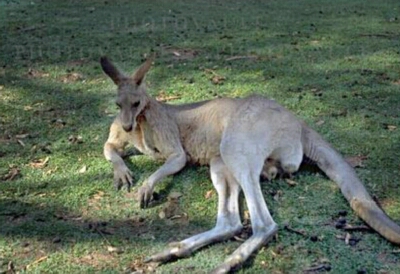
[179,123,223,165]
[133,119,166,160]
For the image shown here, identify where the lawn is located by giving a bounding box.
[0,0,399,273]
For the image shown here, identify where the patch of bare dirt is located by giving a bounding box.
[75,251,118,269]
[59,72,84,83]
[25,69,50,79]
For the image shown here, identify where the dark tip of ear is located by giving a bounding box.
[100,56,123,85]
[132,54,155,86]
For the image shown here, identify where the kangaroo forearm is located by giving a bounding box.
[146,153,187,188]
[104,142,125,167]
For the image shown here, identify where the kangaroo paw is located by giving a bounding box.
[113,165,134,192]
[137,183,154,208]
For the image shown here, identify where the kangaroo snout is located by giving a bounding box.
[122,124,133,132]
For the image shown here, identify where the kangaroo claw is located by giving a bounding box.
[114,179,123,191]
[137,184,153,208]
[113,166,134,192]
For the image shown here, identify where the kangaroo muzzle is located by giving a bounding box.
[122,123,133,132]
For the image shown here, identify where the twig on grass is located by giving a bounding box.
[26,256,48,270]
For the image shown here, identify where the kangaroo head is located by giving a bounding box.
[100,56,153,132]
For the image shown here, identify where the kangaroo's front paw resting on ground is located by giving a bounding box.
[113,166,134,191]
[137,184,154,208]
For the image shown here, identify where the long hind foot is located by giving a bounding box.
[145,224,243,264]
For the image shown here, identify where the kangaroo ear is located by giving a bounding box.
[132,54,155,86]
[100,56,125,85]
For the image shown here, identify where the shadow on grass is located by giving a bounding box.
[0,196,210,246]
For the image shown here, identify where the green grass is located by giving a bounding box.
[1,0,400,273]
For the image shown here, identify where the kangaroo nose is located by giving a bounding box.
[123,124,133,132]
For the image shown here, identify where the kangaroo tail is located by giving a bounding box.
[301,124,400,244]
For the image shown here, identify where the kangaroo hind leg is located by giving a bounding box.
[145,157,242,263]
[213,140,278,273]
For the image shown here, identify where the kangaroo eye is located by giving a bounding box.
[132,101,140,108]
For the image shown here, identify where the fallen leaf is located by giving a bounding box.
[211,75,225,85]
[3,167,21,181]
[15,134,29,139]
[335,234,345,240]
[162,46,199,60]
[386,125,396,131]
[29,157,49,169]
[345,232,351,245]
[107,246,123,254]
[52,119,66,128]
[315,120,325,126]
[78,165,87,173]
[346,155,368,168]
[158,210,167,219]
[285,179,298,186]
[205,190,214,199]
[169,213,188,220]
[68,135,83,144]
[17,139,26,147]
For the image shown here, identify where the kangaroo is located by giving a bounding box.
[101,56,400,273]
